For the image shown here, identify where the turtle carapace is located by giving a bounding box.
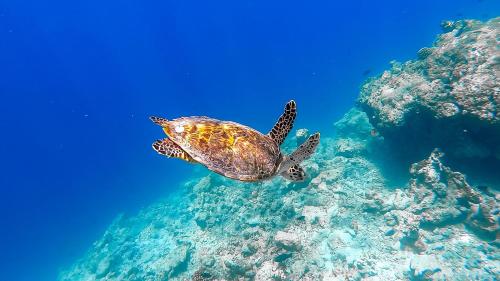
[150,100,320,182]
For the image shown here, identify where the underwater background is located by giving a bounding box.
[0,0,499,280]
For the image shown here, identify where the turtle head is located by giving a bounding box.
[277,132,320,181]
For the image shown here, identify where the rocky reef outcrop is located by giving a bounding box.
[359,18,499,181]
[360,18,499,128]
[59,123,499,280]
[60,17,499,281]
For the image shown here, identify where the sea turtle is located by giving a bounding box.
[150,100,320,182]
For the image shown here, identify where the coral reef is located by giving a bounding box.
[60,18,499,281]
[332,108,382,158]
[59,127,499,280]
[360,18,499,128]
[359,18,500,177]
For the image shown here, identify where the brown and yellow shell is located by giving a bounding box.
[162,117,282,181]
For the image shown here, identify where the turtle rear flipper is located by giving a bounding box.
[150,116,169,126]
[281,164,306,182]
[152,138,197,163]
[268,100,297,146]
[279,132,320,173]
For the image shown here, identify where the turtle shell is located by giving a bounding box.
[163,117,282,181]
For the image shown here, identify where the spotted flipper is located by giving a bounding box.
[268,100,297,146]
[150,116,169,127]
[152,138,197,163]
[279,132,320,173]
[281,164,306,182]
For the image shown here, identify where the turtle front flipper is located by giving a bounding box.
[268,100,297,146]
[279,132,320,174]
[152,138,197,163]
[281,164,306,182]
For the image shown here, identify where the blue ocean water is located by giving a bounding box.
[0,0,498,280]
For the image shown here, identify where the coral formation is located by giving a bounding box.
[60,18,499,281]
[59,130,499,280]
[359,18,500,176]
[360,18,499,128]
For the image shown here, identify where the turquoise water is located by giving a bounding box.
[0,1,498,280]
